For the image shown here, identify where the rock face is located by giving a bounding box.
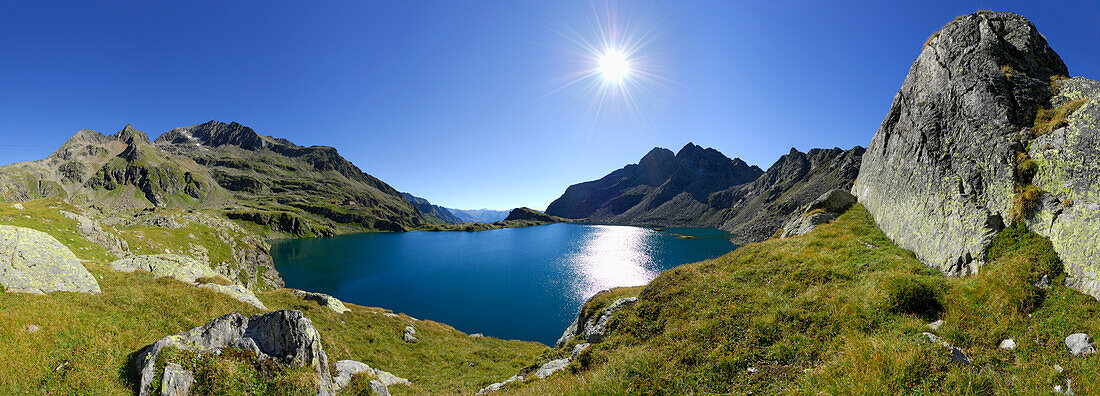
[546,144,864,244]
[852,12,1068,276]
[0,225,101,294]
[1026,77,1100,296]
[780,189,857,238]
[556,297,638,347]
[133,310,333,396]
[160,362,195,396]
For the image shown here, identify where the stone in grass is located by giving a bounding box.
[403,326,418,343]
[293,289,350,314]
[1065,333,1096,356]
[0,225,101,294]
[927,320,944,330]
[332,359,410,392]
[132,310,334,396]
[10,203,23,210]
[370,380,390,396]
[999,339,1016,350]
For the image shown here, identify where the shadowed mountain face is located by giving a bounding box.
[546,143,763,221]
[401,192,463,225]
[546,143,864,244]
[0,121,430,236]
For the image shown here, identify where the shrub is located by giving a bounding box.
[883,275,944,319]
[1011,184,1043,222]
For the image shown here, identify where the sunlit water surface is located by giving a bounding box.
[271,223,736,345]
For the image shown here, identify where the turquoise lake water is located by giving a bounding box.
[270,223,737,345]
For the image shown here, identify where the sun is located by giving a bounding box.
[597,49,631,83]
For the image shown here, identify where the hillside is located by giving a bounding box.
[447,208,511,223]
[1,121,432,238]
[401,192,463,224]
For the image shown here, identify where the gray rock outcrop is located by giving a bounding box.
[0,225,101,294]
[780,189,857,238]
[853,11,1068,276]
[198,283,267,310]
[332,359,410,393]
[293,289,351,314]
[1065,333,1096,355]
[557,297,638,347]
[132,310,333,396]
[403,326,418,343]
[110,254,221,284]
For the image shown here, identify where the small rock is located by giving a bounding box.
[949,346,971,365]
[333,360,370,392]
[1036,274,1052,289]
[383,313,398,318]
[920,332,939,344]
[161,362,195,396]
[26,325,39,334]
[198,283,267,310]
[747,367,758,373]
[1054,378,1074,395]
[1055,364,1064,373]
[927,320,944,330]
[403,326,418,343]
[470,333,484,338]
[1065,333,1096,355]
[477,375,523,394]
[370,379,390,396]
[999,338,1016,350]
[10,203,24,210]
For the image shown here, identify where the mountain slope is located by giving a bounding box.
[401,192,463,224]
[0,121,432,236]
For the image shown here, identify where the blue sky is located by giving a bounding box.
[2,1,1098,210]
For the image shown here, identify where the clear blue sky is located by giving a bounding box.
[2,1,1098,210]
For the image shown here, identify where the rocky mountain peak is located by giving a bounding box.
[111,124,151,145]
[156,120,266,150]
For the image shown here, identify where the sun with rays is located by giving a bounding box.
[546,2,671,120]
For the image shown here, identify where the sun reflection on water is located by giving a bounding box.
[566,225,658,300]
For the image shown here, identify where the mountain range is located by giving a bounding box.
[546,142,865,244]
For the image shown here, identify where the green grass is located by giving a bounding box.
[1032,99,1087,137]
[513,204,1100,395]
[0,197,115,262]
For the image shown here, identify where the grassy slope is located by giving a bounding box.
[0,200,546,395]
[515,204,1100,394]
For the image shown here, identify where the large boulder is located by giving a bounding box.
[293,289,350,314]
[780,189,857,238]
[132,310,334,396]
[853,12,1068,276]
[1025,77,1100,297]
[110,254,221,284]
[0,225,101,294]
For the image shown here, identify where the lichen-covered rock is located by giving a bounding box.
[160,362,194,396]
[556,297,637,347]
[780,189,856,238]
[59,210,129,257]
[332,359,410,393]
[1026,77,1100,298]
[110,254,221,284]
[402,326,418,343]
[853,12,1067,276]
[293,289,350,314]
[133,310,333,396]
[0,225,101,294]
[198,283,267,310]
[477,375,523,395]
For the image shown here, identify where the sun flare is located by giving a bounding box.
[597,49,631,83]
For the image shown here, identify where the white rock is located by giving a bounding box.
[999,338,1016,350]
[10,203,23,210]
[927,320,944,330]
[1065,333,1096,356]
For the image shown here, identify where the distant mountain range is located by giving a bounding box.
[444,208,511,223]
[545,142,864,244]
